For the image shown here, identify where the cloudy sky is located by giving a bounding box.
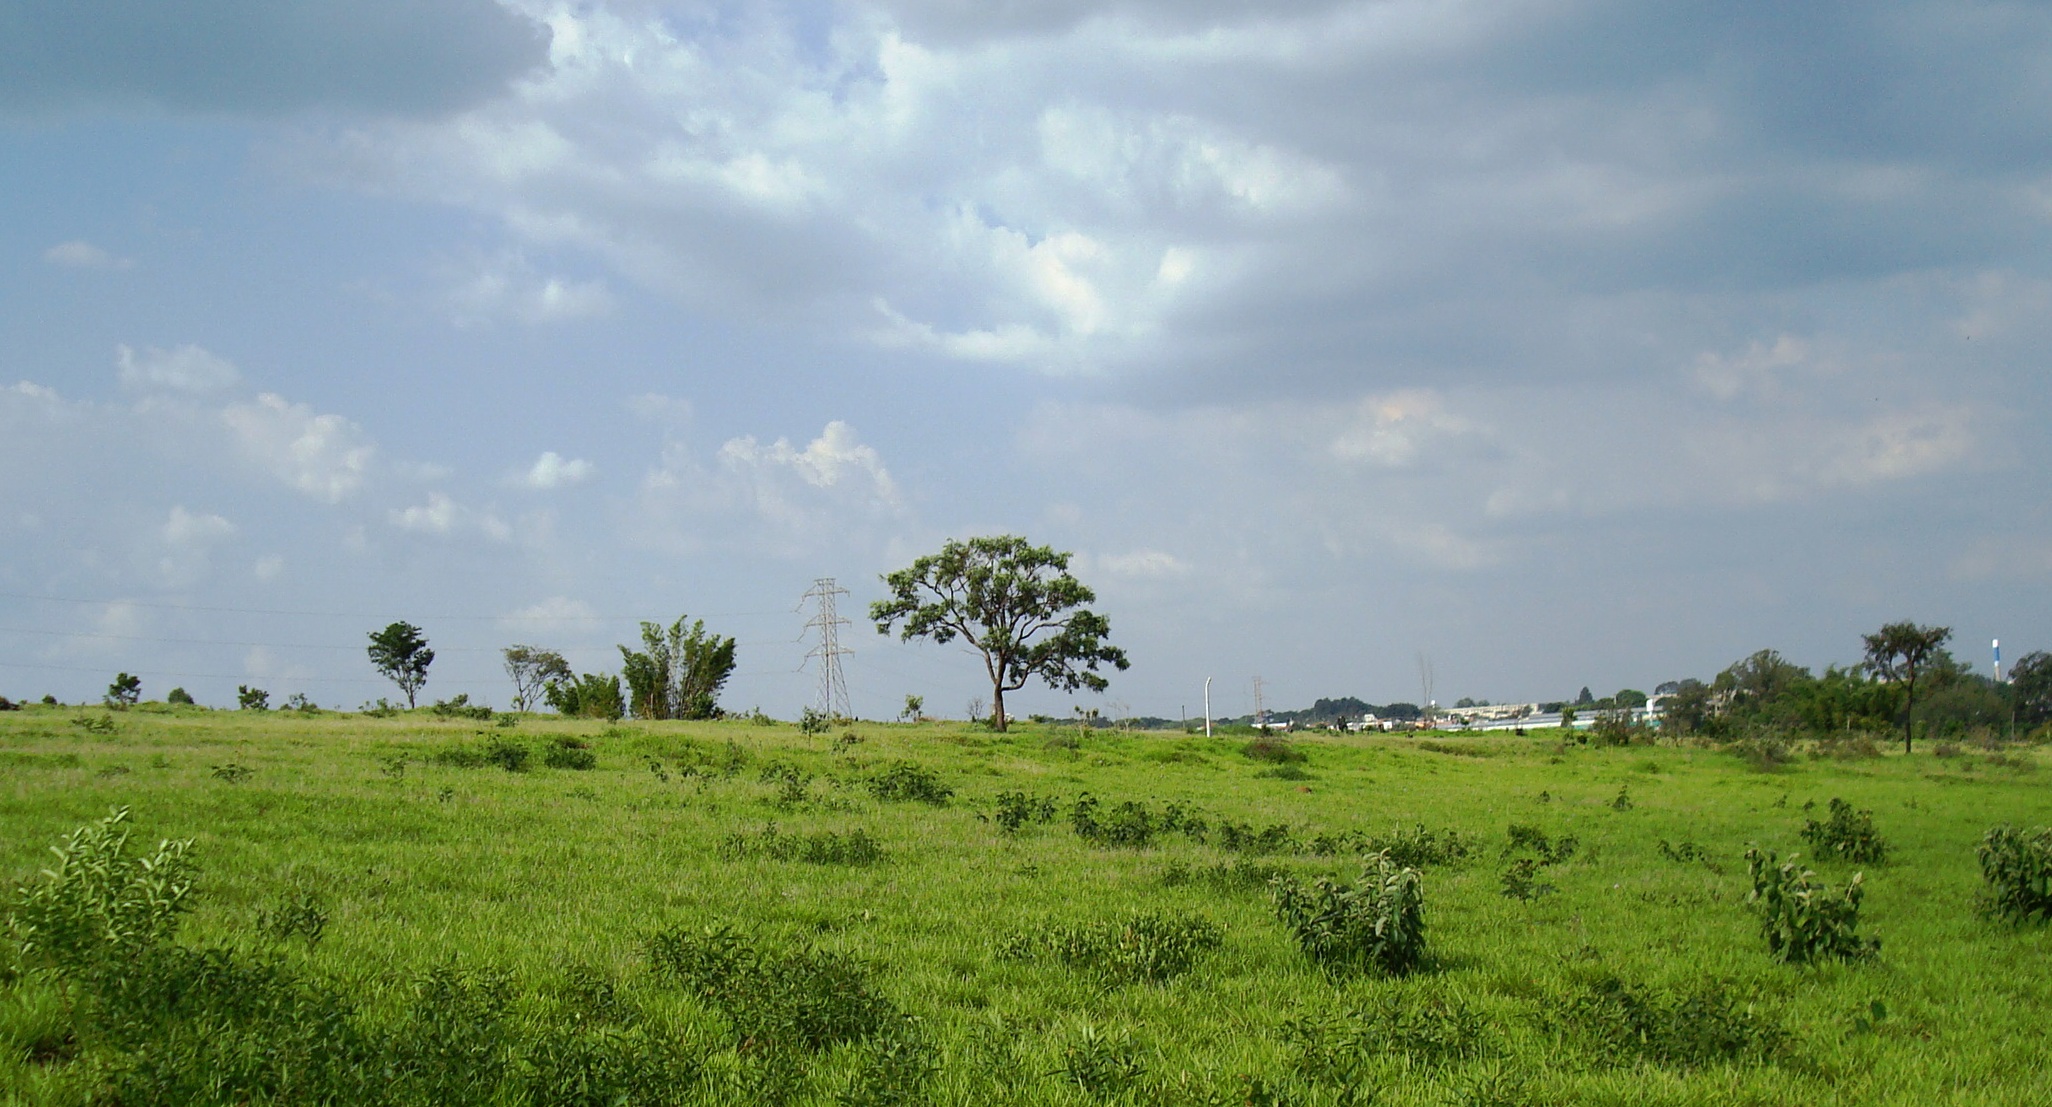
[3,0,2047,718]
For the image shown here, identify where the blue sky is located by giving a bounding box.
[3,0,2046,718]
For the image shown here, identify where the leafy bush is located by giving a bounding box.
[105,672,142,707]
[1499,858,1555,901]
[8,807,196,973]
[256,887,329,947]
[866,761,953,805]
[543,737,597,771]
[1057,1024,1145,1097]
[1272,851,1427,975]
[71,712,116,734]
[432,693,495,720]
[646,924,898,1054]
[1372,823,1475,868]
[1744,847,1878,963]
[993,791,1058,831]
[1801,797,1888,864]
[1282,987,1490,1077]
[210,762,252,783]
[166,686,195,706]
[1977,825,2052,924]
[1160,856,1289,895]
[717,824,885,865]
[798,706,831,734]
[999,909,1222,985]
[1503,824,1578,864]
[1555,974,1787,1067]
[1218,820,1299,854]
[237,684,270,711]
[1067,794,1209,848]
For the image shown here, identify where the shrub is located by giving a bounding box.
[646,924,898,1053]
[1555,974,1787,1067]
[543,737,597,771]
[8,807,196,973]
[71,713,116,734]
[237,684,270,711]
[1058,1024,1145,1098]
[866,761,953,805]
[717,824,885,865]
[1160,856,1289,894]
[1744,847,1878,963]
[1977,825,2052,924]
[210,762,252,783]
[1502,824,1578,864]
[1499,858,1555,901]
[1243,737,1307,764]
[1372,823,1475,868]
[1218,820,1299,854]
[1066,794,1209,848]
[799,706,831,735]
[166,687,195,706]
[999,909,1223,985]
[1272,851,1427,975]
[1800,798,1888,864]
[993,791,1058,831]
[1282,987,1490,1076]
[432,693,495,720]
[256,887,330,948]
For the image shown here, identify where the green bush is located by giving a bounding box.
[866,761,953,805]
[646,924,897,1054]
[432,693,495,720]
[1243,736,1307,764]
[1282,987,1490,1077]
[8,807,195,974]
[1555,974,1787,1067]
[1977,825,2052,924]
[166,686,195,706]
[1502,824,1578,864]
[1744,847,1878,963]
[999,909,1223,985]
[543,737,597,771]
[993,791,1057,831]
[716,824,885,865]
[1272,851,1427,975]
[1801,797,1888,864]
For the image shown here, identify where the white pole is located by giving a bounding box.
[1994,639,2003,683]
[1203,677,1212,738]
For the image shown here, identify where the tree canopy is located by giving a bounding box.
[871,535,1128,732]
[1861,621,1953,753]
[367,622,434,709]
[502,645,572,713]
[619,616,736,721]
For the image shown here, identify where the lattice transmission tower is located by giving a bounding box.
[802,578,853,719]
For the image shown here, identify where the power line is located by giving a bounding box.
[0,590,793,623]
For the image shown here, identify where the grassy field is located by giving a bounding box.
[2,704,2049,1105]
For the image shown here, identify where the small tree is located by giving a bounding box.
[900,694,924,723]
[237,685,269,711]
[619,616,737,720]
[872,535,1128,733]
[166,686,195,706]
[1861,622,1952,753]
[367,621,435,709]
[104,673,142,708]
[2011,651,2052,732]
[502,645,572,713]
[545,672,624,721]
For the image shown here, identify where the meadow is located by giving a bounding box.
[1,703,2049,1106]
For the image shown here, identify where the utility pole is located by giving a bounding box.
[802,578,852,719]
[1203,677,1212,738]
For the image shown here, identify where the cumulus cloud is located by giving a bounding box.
[389,491,511,540]
[155,506,236,586]
[221,393,375,502]
[443,255,615,326]
[636,420,905,551]
[519,451,594,490]
[43,240,132,269]
[0,0,548,118]
[498,596,602,636]
[117,343,240,392]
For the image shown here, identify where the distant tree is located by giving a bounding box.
[502,645,573,713]
[1613,688,1648,709]
[2011,651,2052,730]
[619,616,737,720]
[1653,680,1681,696]
[545,672,623,721]
[367,622,435,709]
[1575,687,1594,706]
[1454,697,1477,709]
[872,535,1129,733]
[166,686,195,706]
[1658,678,1715,735]
[237,685,270,711]
[1861,622,1953,753]
[105,673,141,708]
[901,694,924,723]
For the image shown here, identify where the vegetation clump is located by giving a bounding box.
[999,909,1223,985]
[1977,825,2052,924]
[716,824,885,866]
[1801,797,1888,864]
[1242,736,1306,764]
[1272,851,1427,975]
[1744,847,1878,963]
[992,791,1058,831]
[645,923,899,1054]
[1282,987,1491,1078]
[866,761,952,805]
[1554,974,1787,1067]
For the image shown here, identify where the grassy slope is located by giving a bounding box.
[2,704,2049,1105]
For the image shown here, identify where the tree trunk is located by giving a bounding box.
[1902,681,1915,755]
[992,684,1007,732]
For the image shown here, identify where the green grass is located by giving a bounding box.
[2,704,2050,1104]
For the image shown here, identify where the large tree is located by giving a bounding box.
[367,621,434,709]
[2010,650,2052,731]
[871,535,1129,732]
[502,645,572,713]
[1861,621,1952,753]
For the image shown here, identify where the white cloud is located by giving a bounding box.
[498,596,601,636]
[8,380,60,402]
[155,506,236,586]
[221,393,376,502]
[254,555,285,581]
[1331,389,1476,468]
[1094,548,1191,579]
[717,420,902,515]
[443,254,615,326]
[117,343,241,392]
[520,451,594,489]
[389,491,512,540]
[43,240,133,270]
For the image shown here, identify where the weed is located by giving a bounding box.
[1259,764,1314,781]
[1977,825,2052,924]
[543,739,597,771]
[1731,735,1795,771]
[761,760,815,808]
[71,713,116,734]
[1554,974,1787,1067]
[647,758,671,784]
[993,791,1058,831]
[378,753,409,779]
[1162,857,1289,895]
[1058,1023,1145,1097]
[432,693,496,721]
[867,761,953,805]
[1218,820,1299,854]
[256,886,330,948]
[1800,797,1888,864]
[437,787,456,803]
[1000,909,1223,985]
[717,824,885,865]
[1610,785,1633,811]
[1744,847,1878,963]
[96,763,131,778]
[1273,851,1427,975]
[1281,987,1490,1079]
[1503,824,1578,864]
[799,706,831,735]
[210,762,252,783]
[841,1015,938,1107]
[1371,823,1475,868]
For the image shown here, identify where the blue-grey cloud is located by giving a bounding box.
[0,0,549,118]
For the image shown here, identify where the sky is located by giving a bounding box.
[3,0,2048,720]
